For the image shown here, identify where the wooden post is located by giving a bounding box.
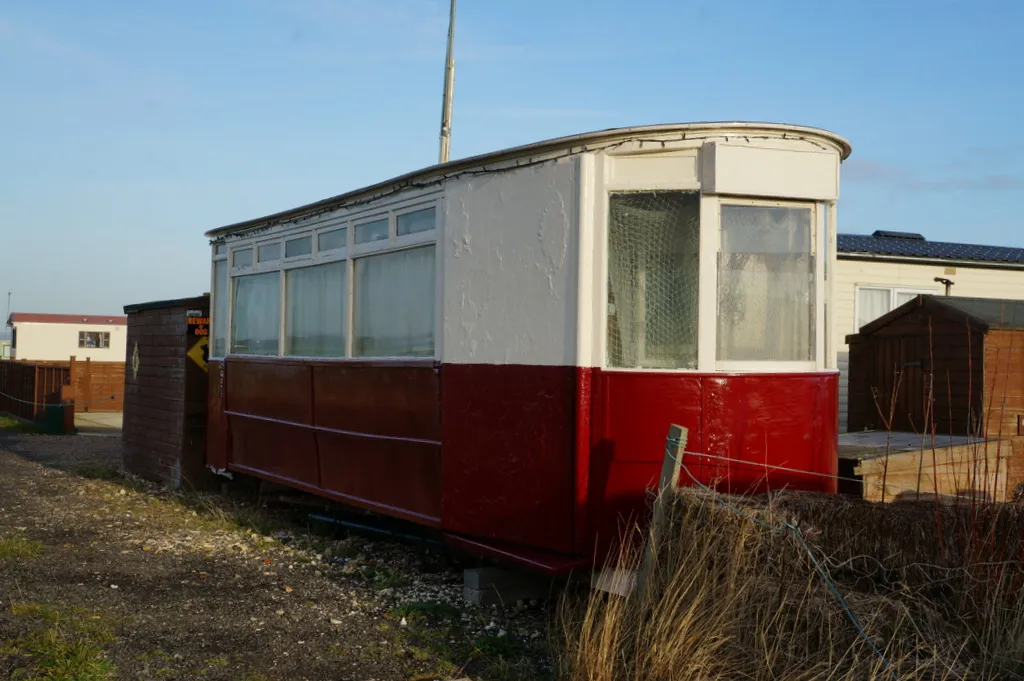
[637,424,688,591]
[595,424,689,597]
[83,356,91,414]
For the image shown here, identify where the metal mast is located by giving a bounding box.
[438,0,457,164]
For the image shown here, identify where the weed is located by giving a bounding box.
[472,634,523,659]
[389,601,462,624]
[74,465,122,481]
[0,415,43,434]
[3,602,116,680]
[205,655,230,667]
[0,536,43,560]
[363,565,411,589]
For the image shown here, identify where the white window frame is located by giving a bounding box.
[713,197,822,373]
[211,245,230,360]
[853,285,938,333]
[209,193,441,361]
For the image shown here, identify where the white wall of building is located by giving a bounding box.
[11,323,127,362]
[835,258,1024,430]
[442,156,580,366]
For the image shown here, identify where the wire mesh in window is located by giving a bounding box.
[717,205,814,362]
[606,192,700,369]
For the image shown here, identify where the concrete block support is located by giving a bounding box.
[462,567,553,606]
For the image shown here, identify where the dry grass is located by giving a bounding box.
[559,488,1024,681]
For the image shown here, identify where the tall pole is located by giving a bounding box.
[5,292,9,322]
[438,0,457,164]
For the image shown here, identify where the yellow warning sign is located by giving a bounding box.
[187,336,209,373]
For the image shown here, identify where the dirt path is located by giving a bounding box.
[0,433,553,681]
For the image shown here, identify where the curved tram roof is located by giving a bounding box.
[207,121,852,239]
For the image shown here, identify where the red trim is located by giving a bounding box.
[229,463,443,525]
[443,534,590,575]
[8,313,127,326]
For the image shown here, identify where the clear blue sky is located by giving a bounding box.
[1,0,1022,317]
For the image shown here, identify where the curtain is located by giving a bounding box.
[717,205,814,362]
[231,272,280,355]
[354,246,435,357]
[286,262,346,357]
[857,288,892,330]
[212,260,228,356]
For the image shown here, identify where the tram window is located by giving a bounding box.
[353,246,435,357]
[606,191,700,369]
[717,204,814,362]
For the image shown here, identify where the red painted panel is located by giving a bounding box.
[227,359,313,424]
[229,415,319,486]
[313,361,439,441]
[586,370,838,560]
[206,360,229,470]
[700,374,838,494]
[318,431,442,521]
[441,364,577,554]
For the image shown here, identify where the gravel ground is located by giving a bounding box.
[0,432,558,681]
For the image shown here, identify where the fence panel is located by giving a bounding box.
[0,361,72,422]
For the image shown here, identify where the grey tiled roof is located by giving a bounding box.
[838,231,1024,265]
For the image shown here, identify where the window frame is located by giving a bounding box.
[209,194,441,361]
[854,285,938,333]
[604,189,703,371]
[78,330,111,349]
[597,189,829,375]
[713,197,822,373]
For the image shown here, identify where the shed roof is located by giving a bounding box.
[7,313,127,327]
[206,121,851,239]
[854,295,1024,338]
[837,231,1024,266]
[124,294,209,315]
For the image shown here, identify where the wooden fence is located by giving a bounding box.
[0,361,72,424]
[17,357,125,413]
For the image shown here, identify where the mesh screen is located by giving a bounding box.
[607,192,700,369]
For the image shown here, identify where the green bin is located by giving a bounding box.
[43,404,66,435]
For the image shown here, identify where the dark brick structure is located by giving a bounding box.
[122,295,216,489]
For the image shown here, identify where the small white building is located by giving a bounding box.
[6,313,128,362]
[835,230,1024,430]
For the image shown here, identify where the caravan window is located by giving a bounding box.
[353,246,435,357]
[606,191,700,369]
[716,204,815,363]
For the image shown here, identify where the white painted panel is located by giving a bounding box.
[12,323,127,362]
[607,153,698,190]
[442,157,579,366]
[701,143,839,200]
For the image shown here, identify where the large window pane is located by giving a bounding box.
[717,205,814,362]
[354,246,435,357]
[231,272,280,355]
[286,262,346,357]
[212,260,228,356]
[857,288,891,330]
[606,192,700,369]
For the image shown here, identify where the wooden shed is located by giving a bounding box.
[122,295,215,489]
[846,295,1024,439]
